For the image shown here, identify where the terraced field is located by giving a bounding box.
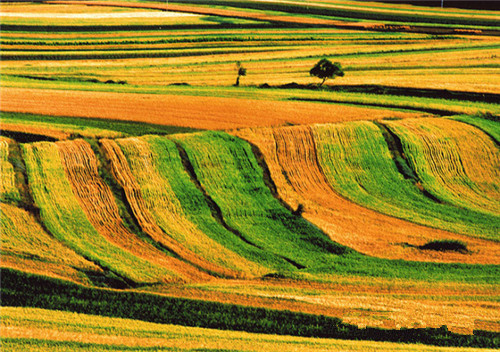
[1,0,499,350]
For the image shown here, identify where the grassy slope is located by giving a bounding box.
[0,111,200,139]
[385,119,500,234]
[173,131,498,282]
[0,138,20,202]
[146,135,290,274]
[173,131,348,270]
[312,120,499,238]
[114,135,265,277]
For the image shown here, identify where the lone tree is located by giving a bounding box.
[310,59,344,87]
[234,61,247,86]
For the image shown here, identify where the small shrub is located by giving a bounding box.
[419,240,468,253]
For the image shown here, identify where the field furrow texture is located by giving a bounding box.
[449,116,500,145]
[2,307,495,352]
[0,138,20,202]
[57,139,189,282]
[385,118,500,226]
[312,121,499,239]
[0,203,100,284]
[234,126,498,264]
[112,135,262,278]
[173,131,352,270]
[100,138,227,280]
[21,141,180,284]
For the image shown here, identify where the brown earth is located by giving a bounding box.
[0,88,423,130]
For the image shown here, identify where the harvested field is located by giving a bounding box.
[234,125,500,264]
[0,138,20,202]
[4,307,493,352]
[22,141,189,284]
[152,278,500,334]
[111,136,262,278]
[1,123,70,141]
[0,88,421,130]
[311,121,498,239]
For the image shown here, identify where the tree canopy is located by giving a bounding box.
[310,59,344,86]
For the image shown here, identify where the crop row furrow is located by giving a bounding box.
[57,139,190,282]
[21,141,181,284]
[100,138,235,279]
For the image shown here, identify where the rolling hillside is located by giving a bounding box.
[1,0,499,350]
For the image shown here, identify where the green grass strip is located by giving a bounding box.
[1,111,199,138]
[0,139,21,203]
[146,135,295,273]
[385,119,500,230]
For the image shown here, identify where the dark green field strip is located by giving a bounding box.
[319,85,500,105]
[173,131,348,270]
[2,268,499,348]
[1,112,200,137]
[170,0,500,28]
[449,116,500,145]
[0,47,288,61]
[0,32,433,46]
[312,121,499,238]
[146,136,296,272]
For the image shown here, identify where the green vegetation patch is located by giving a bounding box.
[21,141,176,284]
[173,131,348,271]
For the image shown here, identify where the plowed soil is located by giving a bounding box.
[1,88,422,130]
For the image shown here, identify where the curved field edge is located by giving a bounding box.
[449,115,500,145]
[111,135,264,278]
[384,118,500,224]
[167,131,498,279]
[312,121,500,240]
[1,308,496,352]
[1,269,498,348]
